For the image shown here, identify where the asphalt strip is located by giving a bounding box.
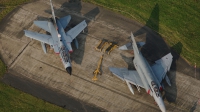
[2,70,106,112]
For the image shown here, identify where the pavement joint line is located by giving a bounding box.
[0,32,28,44]
[8,40,31,68]
[21,6,53,22]
[1,0,199,111]
[21,0,122,43]
[180,100,186,108]
[7,27,46,68]
[31,53,159,110]
[20,7,41,18]
[22,0,131,43]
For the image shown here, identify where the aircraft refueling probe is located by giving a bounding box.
[92,55,104,81]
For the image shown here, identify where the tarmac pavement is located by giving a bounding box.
[0,0,200,112]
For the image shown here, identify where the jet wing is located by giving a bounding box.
[34,21,50,32]
[109,67,145,88]
[151,53,173,83]
[24,30,53,45]
[58,15,71,28]
[65,20,87,42]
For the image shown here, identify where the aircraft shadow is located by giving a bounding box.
[120,53,135,70]
[122,4,179,103]
[190,100,199,112]
[36,16,49,21]
[44,0,100,65]
[163,42,182,103]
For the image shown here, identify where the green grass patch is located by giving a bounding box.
[83,0,200,67]
[0,1,69,111]
[0,60,6,78]
[0,59,68,110]
[0,81,68,112]
[1,61,68,112]
[0,0,30,21]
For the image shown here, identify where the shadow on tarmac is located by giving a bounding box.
[190,100,199,112]
[120,53,135,70]
[142,3,179,103]
[2,71,106,112]
[121,4,179,103]
[163,42,182,103]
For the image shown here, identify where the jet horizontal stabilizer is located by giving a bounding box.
[136,42,145,48]
[151,53,173,83]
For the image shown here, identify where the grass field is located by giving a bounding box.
[1,0,199,65]
[0,60,68,112]
[0,0,30,21]
[0,0,69,111]
[84,0,200,67]
[0,0,199,111]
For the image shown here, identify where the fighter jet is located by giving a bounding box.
[24,0,87,75]
[109,32,173,112]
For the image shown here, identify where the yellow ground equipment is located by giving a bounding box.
[92,55,104,81]
[103,42,112,53]
[108,45,118,55]
[95,40,108,52]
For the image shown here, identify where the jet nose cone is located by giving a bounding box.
[66,67,72,75]
[158,100,166,112]
[160,106,166,112]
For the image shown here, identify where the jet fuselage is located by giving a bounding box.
[56,18,72,75]
[133,49,166,112]
[47,17,72,75]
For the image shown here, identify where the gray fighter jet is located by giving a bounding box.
[109,32,173,112]
[24,0,87,75]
